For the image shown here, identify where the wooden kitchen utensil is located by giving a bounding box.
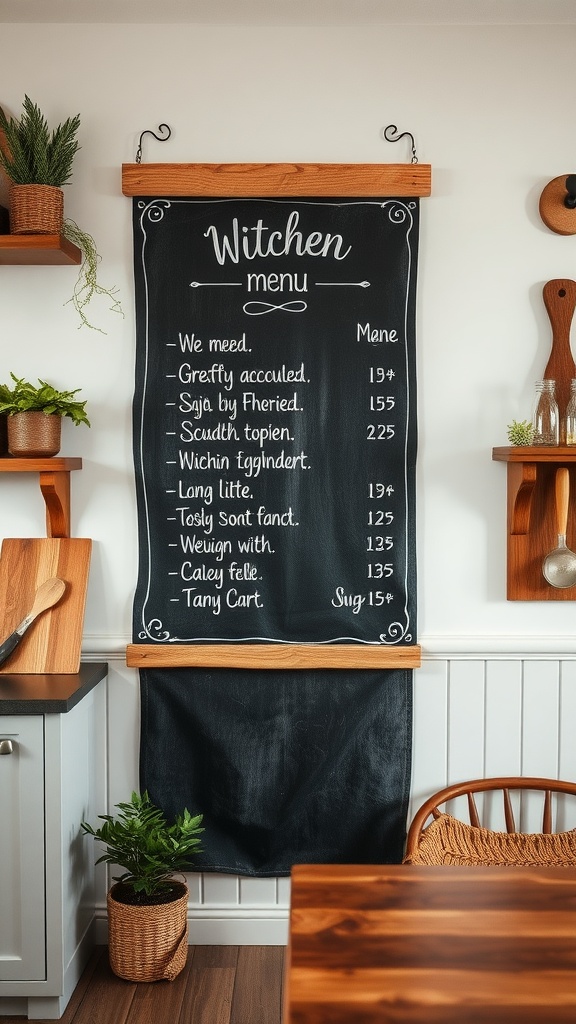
[0,577,65,667]
[543,279,576,427]
[542,468,576,589]
[0,537,91,673]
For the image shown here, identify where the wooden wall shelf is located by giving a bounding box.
[0,234,81,265]
[0,457,82,538]
[492,447,576,600]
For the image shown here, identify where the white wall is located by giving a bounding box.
[2,16,576,940]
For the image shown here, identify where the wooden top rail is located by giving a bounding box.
[122,162,432,198]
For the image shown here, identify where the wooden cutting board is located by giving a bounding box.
[543,279,576,424]
[0,538,91,673]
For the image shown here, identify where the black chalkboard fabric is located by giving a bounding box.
[132,196,418,647]
[132,193,419,873]
[140,666,413,875]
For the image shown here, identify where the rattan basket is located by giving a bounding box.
[9,184,64,234]
[7,412,61,457]
[107,881,189,982]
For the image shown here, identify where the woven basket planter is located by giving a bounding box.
[7,412,61,457]
[9,184,64,234]
[107,881,189,982]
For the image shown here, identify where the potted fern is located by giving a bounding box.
[0,97,122,331]
[81,791,204,982]
[0,95,80,234]
[0,372,90,457]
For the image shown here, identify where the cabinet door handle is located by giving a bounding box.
[0,739,14,754]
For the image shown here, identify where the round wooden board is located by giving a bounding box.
[539,175,576,235]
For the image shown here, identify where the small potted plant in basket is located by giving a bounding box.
[0,95,80,234]
[81,791,204,982]
[0,372,90,457]
[0,96,122,332]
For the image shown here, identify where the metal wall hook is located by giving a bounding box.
[381,124,418,164]
[564,175,576,210]
[135,124,172,164]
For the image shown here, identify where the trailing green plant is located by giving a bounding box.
[0,96,80,186]
[507,419,534,446]
[81,791,204,899]
[0,99,120,332]
[63,219,123,333]
[0,372,90,426]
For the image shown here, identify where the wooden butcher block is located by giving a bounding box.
[0,538,91,673]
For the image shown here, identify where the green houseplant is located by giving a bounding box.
[0,372,90,457]
[81,791,204,982]
[0,95,80,233]
[0,97,122,331]
[62,219,123,333]
[507,419,534,446]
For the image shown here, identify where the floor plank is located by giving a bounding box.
[180,946,239,1024]
[70,952,138,1024]
[231,947,285,1024]
[0,946,285,1024]
[126,949,197,1024]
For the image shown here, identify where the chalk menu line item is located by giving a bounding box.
[124,163,431,670]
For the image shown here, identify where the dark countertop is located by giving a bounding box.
[0,661,108,714]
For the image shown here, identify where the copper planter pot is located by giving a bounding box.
[8,412,61,457]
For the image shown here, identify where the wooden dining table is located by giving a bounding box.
[284,863,576,1023]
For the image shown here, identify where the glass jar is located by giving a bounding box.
[566,379,576,445]
[532,379,559,445]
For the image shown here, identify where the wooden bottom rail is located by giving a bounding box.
[126,643,421,670]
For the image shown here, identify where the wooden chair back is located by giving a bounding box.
[405,776,576,863]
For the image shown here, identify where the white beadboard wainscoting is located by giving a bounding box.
[91,647,576,945]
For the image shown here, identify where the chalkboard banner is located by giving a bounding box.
[132,195,418,651]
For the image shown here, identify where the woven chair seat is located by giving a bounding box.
[404,812,576,866]
[404,777,576,867]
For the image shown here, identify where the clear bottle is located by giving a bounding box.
[566,379,576,445]
[532,379,559,445]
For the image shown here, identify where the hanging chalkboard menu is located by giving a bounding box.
[125,163,428,668]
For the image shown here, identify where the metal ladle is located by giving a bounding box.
[542,467,576,588]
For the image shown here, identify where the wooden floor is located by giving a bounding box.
[0,946,286,1024]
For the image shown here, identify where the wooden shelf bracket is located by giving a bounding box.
[508,461,538,536]
[39,469,72,538]
[0,458,82,538]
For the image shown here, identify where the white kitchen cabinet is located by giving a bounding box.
[0,663,107,1020]
[0,715,46,983]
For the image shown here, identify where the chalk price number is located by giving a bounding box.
[368,373,395,439]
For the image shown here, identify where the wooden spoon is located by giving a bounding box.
[0,577,66,666]
[542,469,576,589]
